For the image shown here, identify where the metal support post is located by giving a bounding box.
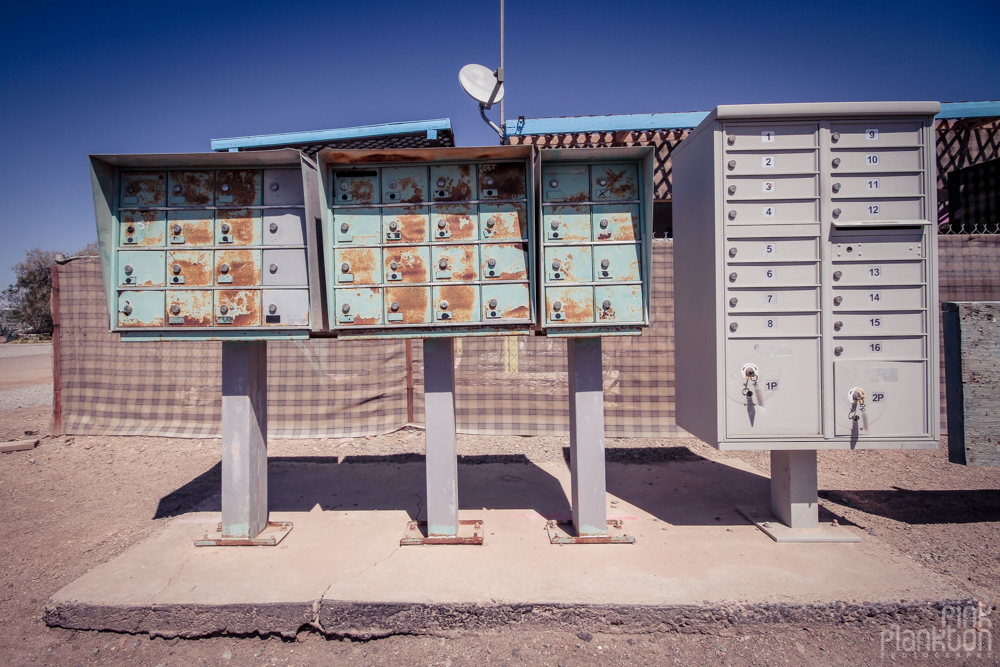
[196,341,291,547]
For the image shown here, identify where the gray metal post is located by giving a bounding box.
[221,341,268,539]
[568,337,607,536]
[423,337,459,537]
[770,450,819,529]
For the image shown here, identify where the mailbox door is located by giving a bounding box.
[263,249,310,286]
[431,204,478,241]
[120,210,166,246]
[544,204,590,243]
[118,250,165,287]
[726,175,818,200]
[166,290,213,327]
[431,245,479,282]
[215,170,262,206]
[832,198,925,225]
[592,204,639,242]
[166,250,212,287]
[334,208,381,245]
[214,249,262,287]
[724,150,817,176]
[383,245,430,283]
[480,243,528,280]
[542,165,589,202]
[593,243,641,282]
[433,285,480,323]
[544,246,593,283]
[545,286,594,324]
[263,209,306,245]
[833,361,928,437]
[383,206,428,244]
[262,289,310,326]
[482,283,530,321]
[120,171,166,207]
[334,287,383,326]
[594,285,643,323]
[262,169,305,206]
[216,209,262,246]
[829,122,923,148]
[830,147,922,173]
[591,163,639,201]
[480,203,527,240]
[333,169,380,204]
[117,290,164,327]
[167,210,214,246]
[215,289,261,327]
[167,171,214,206]
[384,286,432,324]
[478,162,526,199]
[382,166,427,203]
[726,200,820,224]
[333,247,381,285]
[725,122,818,149]
[431,164,476,201]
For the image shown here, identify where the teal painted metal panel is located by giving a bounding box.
[216,209,262,246]
[542,165,589,202]
[480,203,527,240]
[120,171,166,206]
[592,204,640,242]
[480,242,528,280]
[335,287,383,326]
[333,169,380,205]
[937,101,1000,119]
[120,211,166,247]
[117,290,165,328]
[118,250,165,287]
[430,164,476,201]
[212,119,453,152]
[431,244,479,282]
[544,246,592,283]
[214,170,262,206]
[335,207,381,245]
[593,243,641,282]
[482,283,530,320]
[545,286,594,324]
[382,166,427,203]
[431,204,477,241]
[385,206,429,243]
[595,285,644,323]
[383,245,430,283]
[544,204,590,243]
[591,163,639,201]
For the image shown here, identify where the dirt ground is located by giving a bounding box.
[2,401,1000,665]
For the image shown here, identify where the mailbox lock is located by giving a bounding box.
[484,176,495,186]
[270,222,278,233]
[834,346,843,356]
[340,222,349,233]
[741,363,758,378]
[171,305,181,315]
[727,134,735,145]
[728,185,737,195]
[729,322,738,332]
[390,261,398,270]
[485,218,495,228]
[831,132,841,143]
[126,225,135,234]
[390,301,399,311]
[122,305,132,315]
[728,247,737,257]
[173,185,182,194]
[487,258,497,268]
[729,297,738,307]
[172,224,182,235]
[551,259,561,270]
[172,264,181,275]
[834,320,844,331]
[727,160,736,170]
[550,220,559,230]
[338,181,350,192]
[436,178,446,188]
[833,296,843,305]
[600,259,610,269]
[124,265,133,275]
[438,259,448,269]
[597,177,608,187]
[832,208,842,218]
[488,298,498,309]
[341,303,350,314]
[602,300,612,310]
[552,301,562,312]
[437,220,447,229]
[220,183,230,192]
[341,262,349,273]
[599,218,609,229]
[220,264,230,274]
[549,179,558,188]
[833,270,842,281]
[389,221,398,231]
[832,182,841,193]
[832,157,841,168]
[219,305,229,315]
[269,304,277,314]
[221,223,230,233]
[270,263,278,273]
[728,210,737,220]
[126,185,135,194]
[729,272,738,282]
[270,182,279,191]
[387,181,398,191]
[439,300,449,310]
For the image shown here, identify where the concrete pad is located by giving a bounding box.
[46,456,971,638]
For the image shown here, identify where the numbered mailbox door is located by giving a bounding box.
[383,246,430,283]
[431,164,476,201]
[431,204,477,241]
[478,163,526,199]
[833,361,928,437]
[334,287,383,326]
[216,209,262,246]
[167,171,213,206]
[264,209,306,245]
[214,249,262,286]
[724,151,817,176]
[432,245,478,281]
[591,163,638,201]
[117,290,164,327]
[545,204,591,243]
[335,208,381,245]
[166,290,213,327]
[120,211,165,247]
[263,249,309,286]
[166,250,212,287]
[544,246,593,283]
[546,286,594,324]
[592,204,639,242]
[215,289,261,327]
[480,203,527,240]
[384,286,432,324]
[118,250,164,287]
[383,206,428,243]
[543,165,589,202]
[595,285,643,323]
[726,123,818,149]
[593,244,641,282]
[167,210,214,246]
[382,166,426,203]
[482,283,530,321]
[262,289,310,326]
[120,171,166,207]
[262,169,305,206]
[333,170,379,204]
[480,243,528,280]
[433,285,480,322]
[334,247,381,285]
[215,170,262,206]
[725,339,822,438]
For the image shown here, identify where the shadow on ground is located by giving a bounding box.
[821,487,1000,525]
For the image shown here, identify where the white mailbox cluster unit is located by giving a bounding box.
[673,102,940,537]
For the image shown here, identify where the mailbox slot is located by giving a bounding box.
[214,170,262,206]
[595,285,643,323]
[167,171,213,206]
[333,170,380,204]
[544,204,590,243]
[592,204,639,242]
[480,203,527,240]
[383,246,430,283]
[263,209,306,246]
[120,210,166,247]
[120,171,166,207]
[833,360,928,436]
[381,166,426,203]
[215,289,261,326]
[334,207,381,245]
[545,286,594,324]
[480,243,528,280]
[118,250,165,287]
[431,245,478,282]
[214,249,262,286]
[334,287,383,325]
[724,123,818,150]
[593,243,641,281]
[117,290,164,327]
[334,247,382,285]
[215,209,262,246]
[722,150,817,176]
[166,210,214,246]
[166,290,213,327]
[262,169,304,206]
[481,283,530,320]
[542,165,589,202]
[431,204,477,241]
[262,289,310,326]
[544,246,592,283]
[591,163,639,200]
[726,313,821,337]
[430,164,476,201]
[433,285,480,322]
[166,250,212,287]
[383,206,428,243]
[478,162,526,199]
[383,286,432,324]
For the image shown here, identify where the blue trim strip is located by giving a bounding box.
[937,101,1000,119]
[211,119,453,151]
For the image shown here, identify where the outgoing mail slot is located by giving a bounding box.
[263,248,309,286]
[542,165,589,202]
[545,204,590,242]
[479,163,526,199]
[591,163,638,200]
[333,170,380,204]
[118,250,165,287]
[727,263,818,286]
[382,166,426,203]
[335,207,381,245]
[832,312,925,336]
[546,286,594,323]
[725,200,819,224]
[262,169,304,206]
[832,286,924,311]
[263,209,306,245]
[593,244,641,281]
[262,289,310,326]
[215,249,261,286]
[120,210,165,246]
[120,171,166,206]
[725,237,818,262]
[725,123,818,150]
[334,247,380,285]
[829,147,922,173]
[334,287,383,325]
[383,206,428,243]
[831,174,923,198]
[832,261,923,285]
[166,250,212,286]
[829,122,923,148]
[830,236,924,261]
[833,360,928,437]
[431,245,478,281]
[592,204,639,241]
[481,283,530,320]
[595,285,643,323]
[726,287,819,312]
[545,246,592,283]
[480,243,528,280]
[433,285,480,322]
[431,204,477,241]
[215,289,261,326]
[383,286,431,324]
[480,203,527,240]
[166,210,213,246]
[724,150,817,176]
[167,171,213,206]
[831,337,925,360]
[117,290,164,328]
[726,313,820,337]
[214,170,262,206]
[725,174,818,200]
[216,209,261,246]
[430,164,476,201]
[724,338,822,437]
[166,290,213,327]
[383,246,430,283]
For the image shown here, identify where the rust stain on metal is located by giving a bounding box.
[595,166,637,200]
[503,304,529,319]
[121,171,166,206]
[599,306,616,320]
[385,247,428,283]
[482,203,526,239]
[216,249,261,286]
[217,209,261,245]
[435,165,474,201]
[215,170,261,206]
[480,163,526,199]
[450,245,478,281]
[482,244,527,280]
[340,248,379,284]
[169,290,213,327]
[550,291,592,323]
[385,286,429,324]
[599,211,638,241]
[171,214,214,246]
[436,205,476,240]
[397,209,428,243]
[168,250,212,286]
[348,177,376,204]
[217,289,260,326]
[398,176,424,203]
[438,285,476,321]
[172,171,213,205]
[121,210,165,246]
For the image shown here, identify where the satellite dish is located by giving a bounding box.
[459,64,504,107]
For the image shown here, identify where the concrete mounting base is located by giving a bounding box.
[194,521,294,547]
[737,506,861,543]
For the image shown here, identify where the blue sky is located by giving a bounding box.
[1,0,997,289]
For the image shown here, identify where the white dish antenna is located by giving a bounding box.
[459,64,504,108]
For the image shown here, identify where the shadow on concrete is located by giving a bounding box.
[820,487,1000,525]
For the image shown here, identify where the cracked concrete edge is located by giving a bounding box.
[44,596,976,639]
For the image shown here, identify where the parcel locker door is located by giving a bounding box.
[334,247,381,285]
[544,246,592,283]
[432,245,479,281]
[263,209,306,245]
[542,165,589,202]
[216,209,262,246]
[167,210,214,246]
[166,290,213,327]
[166,250,212,287]
[482,283,530,321]
[117,290,164,328]
[383,246,430,283]
[478,162,526,199]
[384,206,428,243]
[594,285,644,323]
[382,166,427,203]
[384,286,432,324]
[592,204,639,242]
[333,169,380,204]
[433,285,480,323]
[431,204,477,241]
[263,249,309,286]
[544,204,591,242]
[725,338,822,437]
[431,164,476,201]
[593,244,641,282]
[214,249,262,286]
[480,243,528,280]
[591,163,638,201]
[120,171,166,206]
[480,203,527,240]
[215,289,261,327]
[119,250,165,287]
[334,288,383,326]
[335,208,381,245]
[120,211,166,246]
[167,171,214,206]
[215,170,262,206]
[262,289,310,326]
[262,169,305,206]
[833,361,928,437]
[545,286,594,324]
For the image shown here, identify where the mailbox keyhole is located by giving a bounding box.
[602,300,612,310]
[390,261,398,270]
[124,265,133,275]
[599,219,609,229]
[270,264,278,274]
[549,179,558,188]
[484,177,495,186]
[220,305,229,314]
[122,305,132,315]
[126,225,135,234]
[487,258,496,268]
[341,223,350,233]
[341,263,349,273]
[486,219,495,228]
[390,302,399,311]
[173,185,182,194]
[270,223,278,233]
[341,303,350,314]
[439,300,449,310]
[436,178,446,188]
[220,264,230,274]
[221,184,230,192]
[172,224,182,235]
[171,305,181,315]
[553,301,562,312]
[439,259,448,270]
[221,223,230,233]
[488,298,498,309]
[172,264,181,275]
[597,177,608,187]
[270,183,279,191]
[269,304,277,314]
[601,259,610,269]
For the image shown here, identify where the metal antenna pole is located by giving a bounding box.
[500,0,505,129]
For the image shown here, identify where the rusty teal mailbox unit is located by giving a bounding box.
[672,102,940,541]
[90,149,323,547]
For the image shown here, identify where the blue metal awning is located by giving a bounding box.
[212,119,454,155]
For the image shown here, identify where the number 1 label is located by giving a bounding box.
[761,131,775,142]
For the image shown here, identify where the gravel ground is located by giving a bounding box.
[0,383,52,411]
[0,342,51,359]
